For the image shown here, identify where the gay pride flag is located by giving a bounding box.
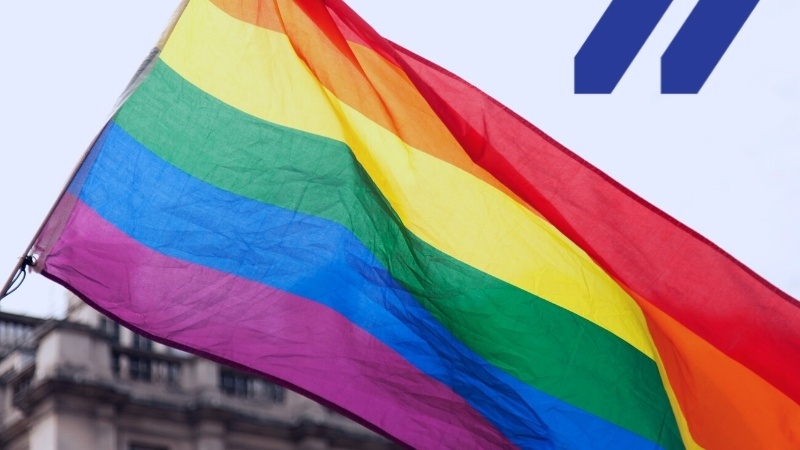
[32,0,799,448]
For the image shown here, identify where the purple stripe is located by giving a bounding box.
[43,196,514,449]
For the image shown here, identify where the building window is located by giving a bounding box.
[111,351,121,376]
[11,372,33,405]
[220,369,250,397]
[132,333,153,351]
[219,368,285,403]
[267,383,285,403]
[166,361,181,385]
[99,317,120,344]
[129,355,152,381]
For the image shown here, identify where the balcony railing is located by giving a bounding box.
[219,368,285,403]
[111,347,182,386]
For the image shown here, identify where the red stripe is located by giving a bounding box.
[323,0,800,403]
[42,197,514,449]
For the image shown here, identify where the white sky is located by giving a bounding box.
[1,0,797,317]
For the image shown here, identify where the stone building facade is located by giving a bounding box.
[0,299,398,450]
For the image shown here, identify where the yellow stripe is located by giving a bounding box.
[660,358,703,450]
[619,281,703,449]
[160,0,657,359]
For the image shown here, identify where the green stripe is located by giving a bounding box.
[114,59,682,448]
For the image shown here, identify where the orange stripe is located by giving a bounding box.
[635,294,800,449]
[209,0,540,218]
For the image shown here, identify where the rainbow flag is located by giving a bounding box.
[33,1,800,448]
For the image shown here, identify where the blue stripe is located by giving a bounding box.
[76,122,663,449]
[575,0,672,93]
[661,0,760,93]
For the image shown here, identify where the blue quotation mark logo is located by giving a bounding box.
[575,0,759,94]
